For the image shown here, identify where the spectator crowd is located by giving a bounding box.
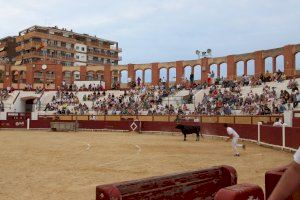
[37,70,300,116]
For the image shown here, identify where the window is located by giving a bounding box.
[76,46,79,50]
[81,47,85,51]
[76,55,80,59]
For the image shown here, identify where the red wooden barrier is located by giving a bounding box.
[261,125,283,146]
[265,166,300,200]
[214,183,264,200]
[96,165,237,200]
[285,127,300,149]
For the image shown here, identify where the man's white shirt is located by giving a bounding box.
[273,122,283,127]
[226,127,239,138]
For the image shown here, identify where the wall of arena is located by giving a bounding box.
[1,43,300,90]
[0,113,298,151]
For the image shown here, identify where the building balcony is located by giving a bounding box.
[46,44,75,53]
[15,51,75,62]
[16,41,41,52]
[110,46,122,52]
[87,51,120,61]
[16,31,77,44]
[85,41,122,52]
[87,60,104,65]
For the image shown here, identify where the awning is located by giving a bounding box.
[15,60,22,66]
[0,47,5,52]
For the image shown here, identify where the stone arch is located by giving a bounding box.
[96,70,104,81]
[194,65,201,81]
[220,63,227,78]
[276,55,284,72]
[184,66,192,81]
[34,70,44,83]
[169,67,176,83]
[159,68,167,82]
[144,69,152,83]
[111,70,119,84]
[86,71,95,81]
[264,57,273,73]
[73,71,80,81]
[120,70,128,84]
[296,52,300,70]
[11,70,19,83]
[19,70,26,83]
[45,71,55,84]
[236,61,244,76]
[135,69,143,83]
[246,59,255,75]
[209,64,217,77]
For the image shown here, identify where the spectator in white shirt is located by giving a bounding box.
[273,118,283,127]
[268,147,300,200]
[224,124,245,157]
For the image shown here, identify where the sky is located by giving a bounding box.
[1,0,300,66]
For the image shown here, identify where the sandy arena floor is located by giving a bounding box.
[0,130,293,200]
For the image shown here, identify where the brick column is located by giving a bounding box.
[284,45,296,77]
[226,55,235,80]
[272,57,276,73]
[3,64,11,88]
[152,63,159,86]
[166,69,169,86]
[54,64,62,89]
[254,51,264,76]
[244,61,247,75]
[127,64,135,82]
[25,64,34,86]
[104,65,111,89]
[176,61,184,84]
[201,58,209,83]
[80,66,87,81]
[217,63,221,78]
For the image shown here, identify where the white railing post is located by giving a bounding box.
[27,118,30,130]
[257,122,262,145]
[282,124,286,149]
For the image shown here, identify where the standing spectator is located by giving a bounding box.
[137,77,141,87]
[190,73,194,85]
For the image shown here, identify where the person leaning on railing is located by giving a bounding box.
[268,147,300,200]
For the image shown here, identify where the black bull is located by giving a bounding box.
[175,124,203,141]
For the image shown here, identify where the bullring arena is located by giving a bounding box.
[1,26,300,199]
[0,129,293,200]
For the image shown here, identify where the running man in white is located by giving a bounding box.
[224,124,245,156]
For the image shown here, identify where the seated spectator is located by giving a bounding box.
[273,118,283,127]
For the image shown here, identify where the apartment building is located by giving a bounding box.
[0,36,17,63]
[14,25,122,66]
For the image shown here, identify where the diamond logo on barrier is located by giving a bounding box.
[130,122,138,132]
